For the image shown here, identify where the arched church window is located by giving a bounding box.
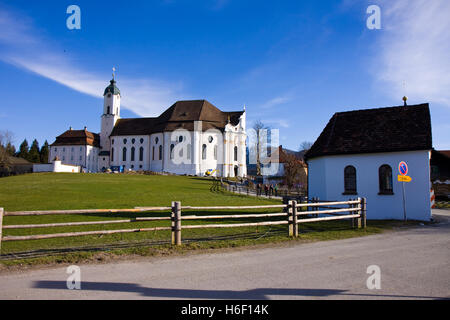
[107,94,111,98]
[214,145,218,160]
[234,146,238,161]
[159,145,162,160]
[111,148,114,162]
[202,144,207,160]
[122,147,127,161]
[140,138,144,144]
[170,144,175,160]
[155,137,159,144]
[132,138,135,144]
[112,139,114,145]
[208,136,213,143]
[179,136,183,143]
[379,164,393,194]
[107,106,110,114]
[123,139,127,144]
[139,147,144,161]
[344,166,357,194]
[131,147,135,161]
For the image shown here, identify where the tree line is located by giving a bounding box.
[0,130,50,165]
[16,138,50,163]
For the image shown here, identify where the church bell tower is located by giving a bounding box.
[100,70,121,154]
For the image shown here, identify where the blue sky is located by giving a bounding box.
[0,0,449,150]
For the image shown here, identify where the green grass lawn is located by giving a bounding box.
[0,173,421,267]
[0,173,281,255]
[0,173,279,211]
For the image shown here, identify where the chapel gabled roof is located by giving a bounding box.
[304,103,432,160]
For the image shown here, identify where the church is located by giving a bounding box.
[49,77,247,177]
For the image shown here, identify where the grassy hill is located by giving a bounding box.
[0,173,284,256]
[0,173,278,211]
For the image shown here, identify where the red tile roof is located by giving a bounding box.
[51,129,100,147]
[110,100,244,136]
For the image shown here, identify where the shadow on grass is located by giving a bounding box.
[0,229,286,260]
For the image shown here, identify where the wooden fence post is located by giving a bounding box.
[350,198,355,228]
[288,200,293,237]
[361,197,367,229]
[314,197,317,216]
[292,200,298,237]
[356,197,362,229]
[171,201,175,245]
[174,201,181,245]
[314,197,319,217]
[0,207,3,254]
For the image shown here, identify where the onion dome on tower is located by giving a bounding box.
[104,78,120,96]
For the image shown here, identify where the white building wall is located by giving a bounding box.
[149,133,164,172]
[110,135,149,171]
[86,145,99,172]
[222,125,246,177]
[307,150,432,221]
[49,145,98,171]
[163,130,196,175]
[33,161,80,173]
[200,128,224,176]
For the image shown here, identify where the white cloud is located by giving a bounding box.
[260,96,292,109]
[373,0,450,106]
[0,8,182,117]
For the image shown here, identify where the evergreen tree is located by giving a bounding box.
[40,140,49,163]
[29,139,41,163]
[17,139,29,160]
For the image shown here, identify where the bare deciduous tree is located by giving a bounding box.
[300,141,313,152]
[250,120,270,176]
[283,153,307,191]
[0,130,14,172]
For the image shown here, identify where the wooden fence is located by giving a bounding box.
[0,198,366,251]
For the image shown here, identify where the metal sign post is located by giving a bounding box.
[398,161,409,221]
[402,181,407,221]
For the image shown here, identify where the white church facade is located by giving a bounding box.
[49,78,247,177]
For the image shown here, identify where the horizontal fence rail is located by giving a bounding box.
[4,207,172,216]
[0,198,366,252]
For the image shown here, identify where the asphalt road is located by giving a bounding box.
[1,210,449,300]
